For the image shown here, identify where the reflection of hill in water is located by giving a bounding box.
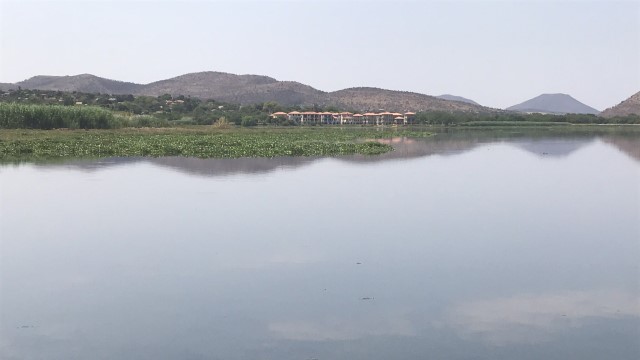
[21,131,639,177]
[31,156,318,177]
[148,156,318,177]
[510,139,591,157]
[35,157,140,172]
[144,135,636,176]
[602,137,640,162]
[344,135,597,163]
[510,135,640,162]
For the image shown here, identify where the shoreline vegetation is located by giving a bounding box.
[2,125,639,164]
[1,90,639,130]
[0,127,405,162]
[1,91,639,163]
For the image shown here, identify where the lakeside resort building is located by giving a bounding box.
[270,111,416,125]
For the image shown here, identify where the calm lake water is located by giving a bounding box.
[1,130,639,359]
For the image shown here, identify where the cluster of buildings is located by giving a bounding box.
[164,99,185,106]
[270,111,416,125]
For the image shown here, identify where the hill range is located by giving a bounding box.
[7,72,492,113]
[4,72,637,116]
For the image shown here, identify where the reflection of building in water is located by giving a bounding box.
[271,111,416,125]
[346,136,486,163]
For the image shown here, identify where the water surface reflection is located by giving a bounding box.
[12,129,640,178]
[1,130,639,359]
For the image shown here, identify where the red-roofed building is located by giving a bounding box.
[271,112,288,119]
[301,112,321,124]
[287,111,302,123]
[404,112,416,124]
[320,112,336,124]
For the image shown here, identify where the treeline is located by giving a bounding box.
[1,88,639,129]
[0,88,304,126]
[0,89,333,127]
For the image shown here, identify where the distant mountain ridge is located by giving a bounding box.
[436,94,479,105]
[17,74,142,94]
[7,72,493,113]
[600,91,640,118]
[507,93,600,115]
[0,82,17,91]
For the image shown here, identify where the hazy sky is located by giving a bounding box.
[1,0,638,110]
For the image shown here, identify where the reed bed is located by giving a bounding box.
[0,103,118,129]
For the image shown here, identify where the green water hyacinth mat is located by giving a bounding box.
[0,127,435,162]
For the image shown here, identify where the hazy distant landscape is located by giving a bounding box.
[506,93,600,115]
[4,72,490,113]
[4,71,637,116]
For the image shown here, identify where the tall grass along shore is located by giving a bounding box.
[0,103,118,129]
[0,103,170,130]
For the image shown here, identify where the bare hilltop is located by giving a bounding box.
[10,71,493,113]
[436,94,479,105]
[600,91,640,118]
[17,74,142,94]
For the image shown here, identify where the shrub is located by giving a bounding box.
[127,115,169,128]
[241,116,257,127]
[212,116,232,129]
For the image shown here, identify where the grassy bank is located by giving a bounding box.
[0,127,438,162]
